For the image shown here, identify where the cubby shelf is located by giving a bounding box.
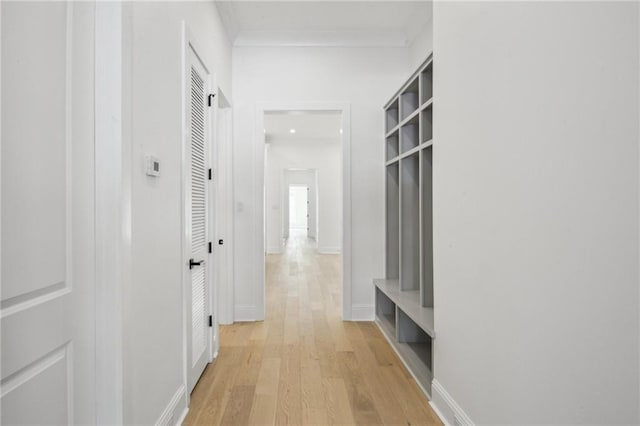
[373,279,434,337]
[386,128,399,161]
[377,54,434,399]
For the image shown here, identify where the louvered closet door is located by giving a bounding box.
[186,43,211,393]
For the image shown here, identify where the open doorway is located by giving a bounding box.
[261,108,350,318]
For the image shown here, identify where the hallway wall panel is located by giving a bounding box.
[233,47,410,320]
[431,1,640,423]
[122,3,232,424]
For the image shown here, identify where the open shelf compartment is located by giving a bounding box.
[420,61,433,106]
[386,129,399,161]
[421,147,433,307]
[400,152,419,291]
[385,99,399,133]
[386,163,400,279]
[421,104,432,144]
[397,308,433,395]
[376,287,397,338]
[400,112,420,153]
[400,77,419,121]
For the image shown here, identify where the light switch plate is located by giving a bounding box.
[145,155,160,177]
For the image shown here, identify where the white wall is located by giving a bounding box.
[266,143,342,254]
[431,2,639,424]
[232,46,412,320]
[408,16,433,70]
[122,2,231,424]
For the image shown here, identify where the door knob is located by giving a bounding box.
[189,258,204,269]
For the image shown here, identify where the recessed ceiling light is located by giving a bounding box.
[290,129,296,134]
[339,128,343,134]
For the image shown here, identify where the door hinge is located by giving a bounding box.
[208,315,213,327]
[208,242,212,253]
[207,94,215,107]
[208,168,212,180]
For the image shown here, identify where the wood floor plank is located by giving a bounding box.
[381,365,440,425]
[302,407,329,425]
[345,326,411,425]
[184,231,442,426]
[322,378,356,425]
[234,343,264,387]
[248,394,278,426]
[219,385,255,426]
[275,344,302,425]
[184,346,244,426]
[255,357,281,396]
[337,351,384,425]
[300,357,325,410]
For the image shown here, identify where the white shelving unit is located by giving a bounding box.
[375,55,434,398]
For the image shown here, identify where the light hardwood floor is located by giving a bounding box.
[184,230,442,425]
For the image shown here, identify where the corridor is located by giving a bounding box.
[184,230,441,425]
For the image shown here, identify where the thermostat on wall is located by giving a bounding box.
[145,155,160,177]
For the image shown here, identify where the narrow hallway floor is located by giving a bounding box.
[184,230,442,425]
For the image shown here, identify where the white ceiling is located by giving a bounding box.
[264,111,342,144]
[215,1,433,47]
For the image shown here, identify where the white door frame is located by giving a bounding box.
[215,91,234,326]
[254,102,352,320]
[95,2,129,423]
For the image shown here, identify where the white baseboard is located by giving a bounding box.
[429,401,449,425]
[266,246,282,254]
[350,304,374,321]
[234,304,256,322]
[175,406,188,426]
[317,246,341,254]
[155,385,186,426]
[431,380,474,426]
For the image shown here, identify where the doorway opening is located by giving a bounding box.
[259,107,351,319]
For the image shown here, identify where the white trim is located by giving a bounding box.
[234,304,256,322]
[266,246,283,254]
[154,385,187,426]
[207,73,218,365]
[233,30,410,48]
[95,3,128,423]
[429,401,449,426]
[317,247,341,255]
[350,304,374,321]
[175,406,189,426]
[180,21,189,410]
[215,97,234,326]
[0,344,69,397]
[255,102,352,321]
[431,380,475,426]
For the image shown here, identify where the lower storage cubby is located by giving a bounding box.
[397,308,433,395]
[375,287,397,337]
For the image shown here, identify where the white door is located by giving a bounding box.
[307,179,317,240]
[184,39,212,393]
[289,186,309,231]
[1,2,96,424]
